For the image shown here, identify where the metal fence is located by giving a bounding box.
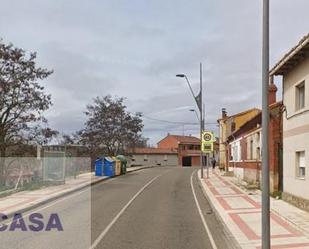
[0,155,91,191]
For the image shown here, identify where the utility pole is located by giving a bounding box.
[261,0,270,248]
[176,63,204,178]
[200,63,204,179]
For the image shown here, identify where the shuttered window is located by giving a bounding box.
[296,151,305,178]
[296,81,305,111]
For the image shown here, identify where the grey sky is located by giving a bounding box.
[1,0,308,145]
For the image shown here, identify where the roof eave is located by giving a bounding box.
[270,34,309,76]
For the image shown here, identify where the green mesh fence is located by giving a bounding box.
[43,151,65,183]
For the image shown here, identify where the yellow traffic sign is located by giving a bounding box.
[202,131,215,153]
[202,131,215,143]
[202,142,213,153]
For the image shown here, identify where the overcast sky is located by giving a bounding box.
[1,0,308,145]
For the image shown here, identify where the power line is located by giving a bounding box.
[141,115,218,126]
[142,115,198,125]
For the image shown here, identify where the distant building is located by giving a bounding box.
[128,134,217,167]
[270,34,309,210]
[158,134,201,166]
[217,108,261,171]
[127,147,178,167]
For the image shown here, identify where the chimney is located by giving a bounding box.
[268,76,278,105]
[222,108,227,119]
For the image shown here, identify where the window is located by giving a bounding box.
[256,147,261,160]
[256,132,260,144]
[233,145,238,161]
[144,155,148,161]
[250,140,254,160]
[296,151,305,178]
[231,122,236,132]
[296,81,305,111]
[164,155,168,161]
[231,142,241,162]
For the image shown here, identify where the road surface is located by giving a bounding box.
[0,166,232,249]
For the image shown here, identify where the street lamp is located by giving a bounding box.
[176,74,198,104]
[176,63,204,178]
[189,109,200,122]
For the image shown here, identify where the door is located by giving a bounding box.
[182,156,192,167]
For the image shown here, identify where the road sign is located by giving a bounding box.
[202,131,215,153]
[202,142,213,153]
[202,131,214,143]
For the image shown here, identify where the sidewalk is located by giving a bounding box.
[198,169,309,249]
[0,165,152,217]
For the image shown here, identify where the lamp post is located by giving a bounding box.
[189,109,200,122]
[176,63,204,178]
[261,0,270,248]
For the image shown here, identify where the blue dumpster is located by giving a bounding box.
[104,157,115,177]
[95,158,104,176]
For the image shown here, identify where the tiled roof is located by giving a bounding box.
[218,108,260,122]
[228,101,283,141]
[169,135,200,144]
[270,33,309,76]
[128,147,177,155]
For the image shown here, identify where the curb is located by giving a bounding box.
[5,176,109,219]
[197,170,242,249]
[4,166,153,219]
[126,165,154,173]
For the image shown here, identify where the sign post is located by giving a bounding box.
[202,131,215,178]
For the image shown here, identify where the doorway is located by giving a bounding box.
[182,156,192,167]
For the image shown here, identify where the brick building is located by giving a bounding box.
[227,81,283,193]
[218,108,261,171]
[157,134,201,166]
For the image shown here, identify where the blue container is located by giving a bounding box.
[104,157,115,177]
[95,158,104,176]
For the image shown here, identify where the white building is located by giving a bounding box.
[270,34,309,210]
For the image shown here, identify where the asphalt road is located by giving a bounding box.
[0,166,232,249]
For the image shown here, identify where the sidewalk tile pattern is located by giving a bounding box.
[201,170,309,249]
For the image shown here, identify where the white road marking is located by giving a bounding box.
[90,174,161,249]
[2,177,116,225]
[3,168,159,224]
[191,170,218,249]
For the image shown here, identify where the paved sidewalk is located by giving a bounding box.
[0,165,152,217]
[198,169,309,249]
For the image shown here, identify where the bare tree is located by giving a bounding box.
[80,95,144,157]
[27,121,59,145]
[0,40,53,185]
[59,132,81,145]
